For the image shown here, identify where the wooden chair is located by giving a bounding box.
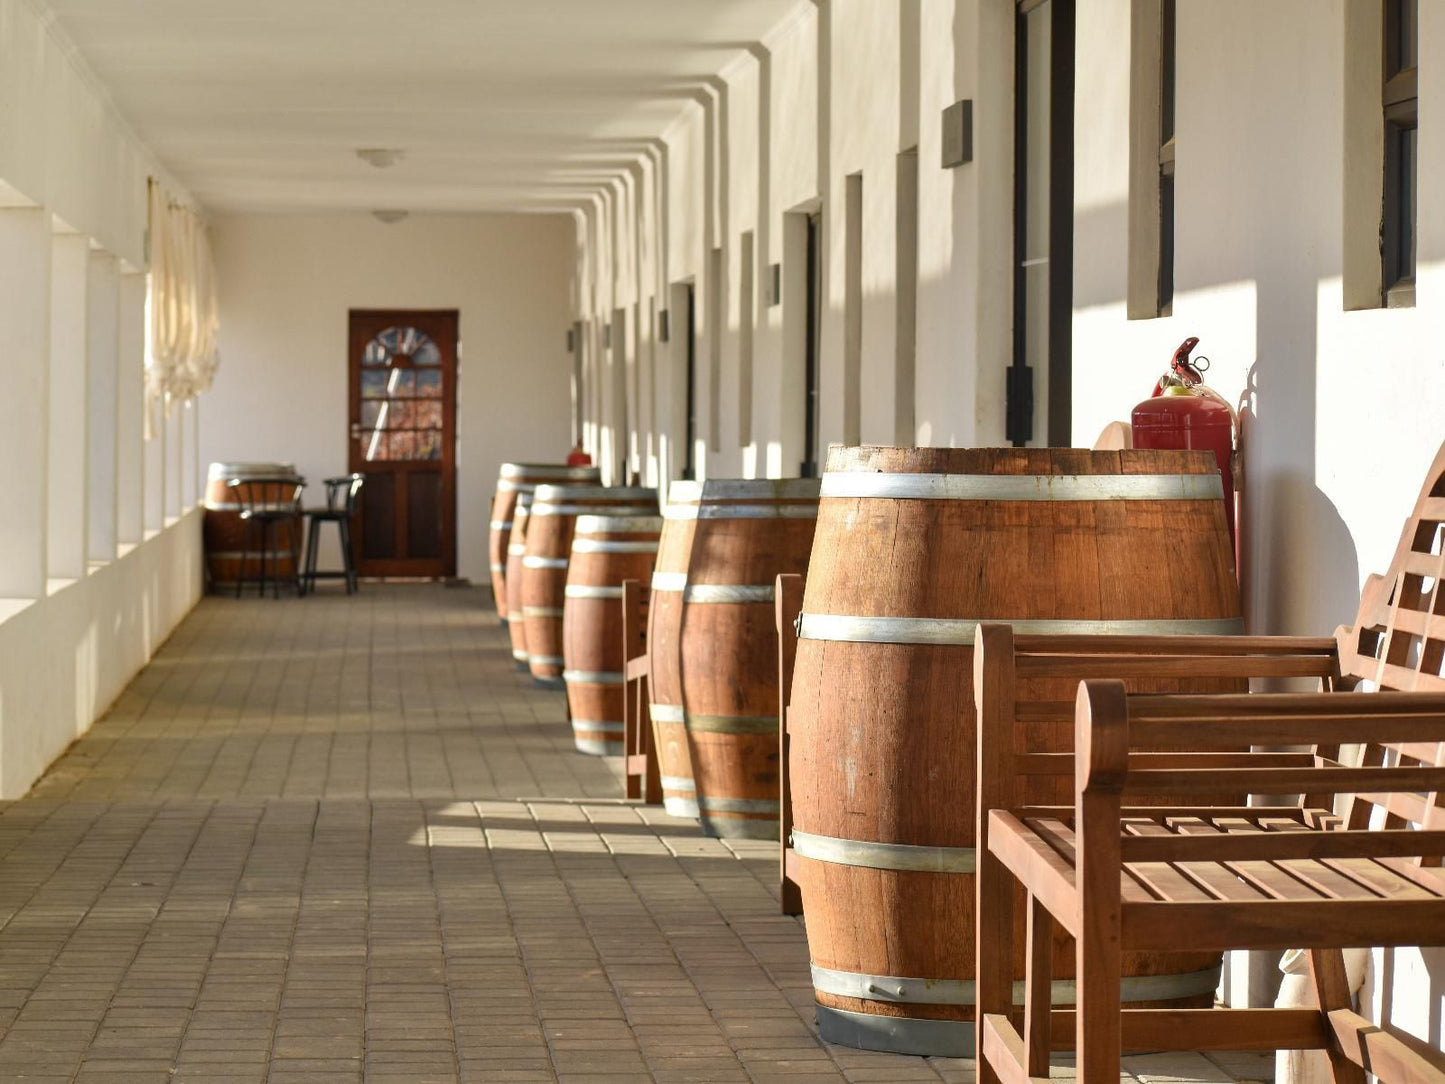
[974,442,1445,1083]
[620,578,662,804]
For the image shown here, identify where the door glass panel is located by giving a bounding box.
[360,325,446,462]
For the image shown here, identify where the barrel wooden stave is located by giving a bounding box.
[505,494,533,667]
[790,447,1241,1056]
[648,480,819,830]
[562,515,662,755]
[523,487,658,683]
[489,463,601,622]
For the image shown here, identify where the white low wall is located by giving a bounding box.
[0,511,203,797]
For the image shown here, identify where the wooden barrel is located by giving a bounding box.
[490,463,601,623]
[563,513,664,755]
[505,492,533,668]
[203,461,301,589]
[648,478,821,828]
[789,447,1242,1057]
[523,486,659,685]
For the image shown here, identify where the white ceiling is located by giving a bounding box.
[39,0,802,215]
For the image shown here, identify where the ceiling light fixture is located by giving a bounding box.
[373,210,408,224]
[356,148,404,169]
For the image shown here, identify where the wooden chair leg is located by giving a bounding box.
[1309,949,1368,1084]
[1024,893,1052,1077]
[976,849,1016,1084]
[340,518,357,593]
[236,520,249,599]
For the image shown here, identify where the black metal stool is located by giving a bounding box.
[304,474,364,594]
[228,475,306,598]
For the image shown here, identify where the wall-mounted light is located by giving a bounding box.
[566,328,575,352]
[372,209,408,224]
[941,100,973,168]
[603,323,612,348]
[766,262,782,307]
[658,309,670,343]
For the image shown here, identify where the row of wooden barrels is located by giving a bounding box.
[488,447,1242,1059]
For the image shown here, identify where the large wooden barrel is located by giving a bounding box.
[490,463,601,622]
[203,462,301,590]
[562,513,664,755]
[505,492,533,669]
[789,447,1242,1057]
[523,486,658,685]
[648,479,821,828]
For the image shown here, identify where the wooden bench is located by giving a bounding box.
[974,442,1445,1083]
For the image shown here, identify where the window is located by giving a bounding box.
[1127,0,1175,319]
[1383,0,1418,305]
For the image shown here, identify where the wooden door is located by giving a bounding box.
[347,309,458,578]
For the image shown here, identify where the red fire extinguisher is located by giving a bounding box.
[1131,337,1239,555]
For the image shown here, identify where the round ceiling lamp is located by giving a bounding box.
[356,148,404,169]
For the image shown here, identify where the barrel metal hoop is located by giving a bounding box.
[489,519,513,530]
[564,585,624,600]
[520,606,565,618]
[660,775,696,793]
[651,572,687,592]
[521,556,569,569]
[528,653,565,666]
[815,1005,974,1059]
[819,471,1225,502]
[649,704,685,724]
[664,504,819,520]
[667,478,823,501]
[511,649,530,661]
[507,545,527,556]
[575,514,665,534]
[648,574,776,604]
[698,796,780,813]
[791,830,976,873]
[796,614,1245,645]
[534,503,659,517]
[499,463,601,481]
[808,963,1219,1007]
[489,563,506,573]
[570,719,625,734]
[571,540,659,554]
[685,713,779,735]
[562,669,625,685]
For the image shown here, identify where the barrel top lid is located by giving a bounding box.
[575,513,665,534]
[823,445,1220,477]
[499,462,602,481]
[208,461,297,478]
[533,483,658,503]
[666,478,822,504]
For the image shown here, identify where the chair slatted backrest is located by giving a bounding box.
[228,475,304,516]
[1333,443,1445,834]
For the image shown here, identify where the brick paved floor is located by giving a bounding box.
[0,585,1275,1083]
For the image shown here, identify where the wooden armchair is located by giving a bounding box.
[974,442,1445,1083]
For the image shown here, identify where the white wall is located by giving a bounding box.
[205,212,575,584]
[0,0,206,798]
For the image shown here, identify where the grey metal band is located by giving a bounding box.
[649,574,775,603]
[534,484,656,501]
[650,703,685,724]
[521,556,569,569]
[500,463,600,481]
[511,649,529,661]
[489,563,505,573]
[815,1005,974,1059]
[507,544,526,556]
[668,479,823,502]
[664,503,819,520]
[660,775,696,793]
[796,613,1245,644]
[562,670,624,685]
[684,713,779,735]
[575,514,665,534]
[791,829,976,873]
[571,539,659,554]
[571,719,624,734]
[489,519,512,530]
[819,471,1225,502]
[528,653,564,666]
[663,797,700,819]
[698,796,780,813]
[573,737,625,756]
[809,963,1220,1008]
[564,585,624,600]
[521,606,564,618]
[533,503,659,517]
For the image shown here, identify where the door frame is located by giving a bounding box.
[347,308,459,579]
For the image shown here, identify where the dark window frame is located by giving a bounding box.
[1383,0,1418,306]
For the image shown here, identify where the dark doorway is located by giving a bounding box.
[347,309,458,578]
[1010,0,1075,447]
[802,211,822,477]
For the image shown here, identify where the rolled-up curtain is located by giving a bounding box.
[146,179,219,436]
